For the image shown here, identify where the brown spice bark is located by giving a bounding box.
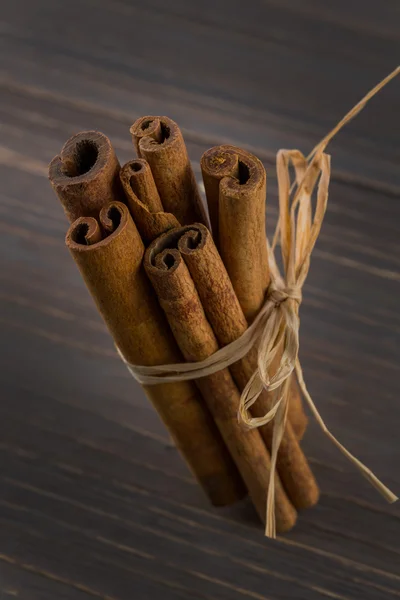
[178,223,319,510]
[120,159,179,244]
[287,375,308,440]
[65,202,245,507]
[130,116,208,227]
[49,131,124,222]
[125,157,163,213]
[201,145,269,320]
[145,227,297,532]
[201,144,308,438]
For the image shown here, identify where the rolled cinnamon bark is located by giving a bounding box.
[66,202,245,506]
[145,227,297,532]
[287,372,308,440]
[130,116,208,227]
[49,131,124,222]
[125,157,163,213]
[119,159,179,244]
[201,145,268,319]
[201,145,308,439]
[178,224,319,510]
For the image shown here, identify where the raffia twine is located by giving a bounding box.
[120,67,399,538]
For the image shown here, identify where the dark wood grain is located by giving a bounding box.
[1,1,400,598]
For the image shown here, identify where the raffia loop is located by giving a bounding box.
[238,286,301,428]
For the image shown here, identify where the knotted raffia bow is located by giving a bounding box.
[121,66,399,537]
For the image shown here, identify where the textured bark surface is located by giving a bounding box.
[289,376,309,439]
[66,202,244,506]
[120,159,180,244]
[48,130,124,222]
[202,145,308,437]
[131,115,209,227]
[145,227,297,532]
[201,144,269,321]
[179,224,319,510]
[124,158,163,213]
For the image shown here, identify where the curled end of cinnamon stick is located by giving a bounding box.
[220,153,266,199]
[201,146,239,181]
[145,227,183,270]
[202,145,266,198]
[145,224,209,271]
[49,131,121,222]
[130,116,162,155]
[178,223,208,254]
[154,248,181,272]
[201,145,265,240]
[131,116,208,227]
[119,160,180,243]
[144,226,204,305]
[67,217,102,247]
[120,158,163,213]
[66,201,130,252]
[130,116,179,157]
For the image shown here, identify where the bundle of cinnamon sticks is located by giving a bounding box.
[49,115,320,534]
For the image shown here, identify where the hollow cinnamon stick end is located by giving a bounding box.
[131,116,209,227]
[65,202,132,254]
[120,158,163,213]
[120,162,180,244]
[200,146,239,238]
[65,216,102,250]
[200,145,239,180]
[49,131,122,222]
[130,116,163,157]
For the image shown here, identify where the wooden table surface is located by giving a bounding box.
[1,1,400,598]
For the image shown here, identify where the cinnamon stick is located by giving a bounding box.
[178,223,319,510]
[201,145,268,319]
[49,131,124,222]
[66,202,245,506]
[130,116,208,227]
[119,159,179,244]
[201,144,308,439]
[125,158,163,213]
[287,376,308,440]
[145,227,297,532]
